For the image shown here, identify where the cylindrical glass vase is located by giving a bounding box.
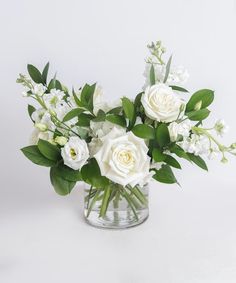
[84,183,149,229]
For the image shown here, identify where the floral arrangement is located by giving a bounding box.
[18,41,236,224]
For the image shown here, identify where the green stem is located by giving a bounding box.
[99,187,111,218]
[86,188,102,217]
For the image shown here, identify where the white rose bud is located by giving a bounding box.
[35,123,47,132]
[55,136,68,146]
[61,137,89,170]
[194,100,202,111]
[141,83,185,123]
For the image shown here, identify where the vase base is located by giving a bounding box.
[84,208,149,229]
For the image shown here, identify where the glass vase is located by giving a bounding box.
[84,183,149,229]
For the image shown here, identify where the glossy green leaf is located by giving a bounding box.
[170,144,191,161]
[187,153,208,171]
[186,89,214,112]
[153,164,177,184]
[163,55,172,83]
[92,109,106,122]
[38,139,61,161]
[77,113,94,127]
[156,123,170,147]
[27,64,43,84]
[50,167,76,195]
[80,83,96,111]
[21,145,56,167]
[122,97,135,121]
[170,85,189,93]
[152,148,166,162]
[27,104,36,122]
[164,155,181,169]
[106,114,127,127]
[107,106,122,115]
[132,124,155,139]
[149,64,155,85]
[186,109,210,121]
[42,62,49,84]
[52,164,82,182]
[81,158,109,188]
[62,108,84,122]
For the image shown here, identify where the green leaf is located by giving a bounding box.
[152,148,166,162]
[81,158,109,188]
[62,108,84,122]
[186,109,210,121]
[72,88,83,107]
[27,64,43,84]
[170,144,191,161]
[164,155,181,169]
[170,85,189,93]
[52,164,82,182]
[77,113,94,127]
[48,77,56,91]
[153,164,177,184]
[156,123,170,147]
[55,80,62,90]
[187,153,208,171]
[80,83,96,111]
[132,124,155,139]
[122,97,135,121]
[134,92,143,109]
[38,139,61,161]
[21,145,56,167]
[107,106,122,115]
[186,89,214,112]
[149,64,155,85]
[42,62,49,84]
[106,114,127,127]
[92,109,106,122]
[27,104,36,122]
[163,55,172,83]
[50,167,76,195]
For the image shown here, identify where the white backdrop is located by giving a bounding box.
[1,0,236,282]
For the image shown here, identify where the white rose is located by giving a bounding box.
[168,119,192,142]
[61,137,89,170]
[94,128,151,187]
[141,83,185,123]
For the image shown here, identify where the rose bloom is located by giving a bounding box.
[141,83,185,123]
[94,127,152,187]
[61,137,89,170]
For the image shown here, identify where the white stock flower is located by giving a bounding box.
[214,119,229,137]
[90,120,122,139]
[29,128,53,145]
[61,137,89,170]
[43,89,65,109]
[178,134,210,156]
[94,128,152,187]
[168,119,192,142]
[143,63,189,89]
[32,84,46,96]
[32,109,55,131]
[141,83,185,123]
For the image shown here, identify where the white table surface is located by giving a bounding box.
[1,168,236,283]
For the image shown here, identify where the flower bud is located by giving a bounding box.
[230,142,236,149]
[55,136,68,146]
[35,123,47,132]
[221,156,228,164]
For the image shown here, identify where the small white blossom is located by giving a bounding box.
[214,119,229,137]
[168,119,192,142]
[32,84,46,96]
[44,89,65,109]
[178,134,210,156]
[61,137,89,170]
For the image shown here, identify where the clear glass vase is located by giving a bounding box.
[84,183,149,229]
